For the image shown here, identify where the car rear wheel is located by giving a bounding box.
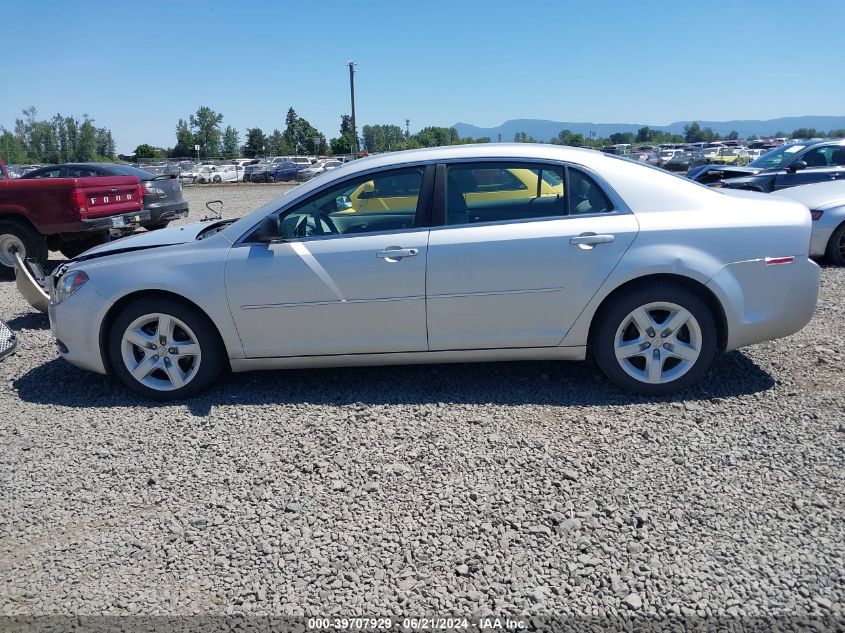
[266,175,275,183]
[826,222,845,265]
[592,284,717,396]
[0,220,48,277]
[212,175,222,183]
[108,297,225,401]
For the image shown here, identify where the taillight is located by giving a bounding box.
[72,189,87,215]
[137,184,145,206]
[810,209,823,221]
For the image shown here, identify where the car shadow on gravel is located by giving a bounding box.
[6,312,49,330]
[13,350,774,415]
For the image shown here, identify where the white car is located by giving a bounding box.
[196,165,238,184]
[44,144,819,400]
[774,180,845,264]
[297,160,328,181]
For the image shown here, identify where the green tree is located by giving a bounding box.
[362,124,405,153]
[635,126,653,143]
[727,130,740,140]
[330,134,351,155]
[829,129,845,138]
[609,132,635,145]
[189,106,224,157]
[283,109,325,154]
[414,126,458,147]
[77,117,98,162]
[173,119,195,157]
[134,144,165,159]
[0,128,28,163]
[242,127,267,158]
[222,125,240,158]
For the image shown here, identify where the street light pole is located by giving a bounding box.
[347,60,357,157]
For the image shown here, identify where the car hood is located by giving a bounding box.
[76,222,220,261]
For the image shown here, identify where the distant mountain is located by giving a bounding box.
[453,116,845,141]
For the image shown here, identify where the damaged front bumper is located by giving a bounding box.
[14,252,50,313]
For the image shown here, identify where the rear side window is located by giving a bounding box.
[568,168,613,215]
[444,163,565,225]
[66,167,101,178]
[30,167,62,178]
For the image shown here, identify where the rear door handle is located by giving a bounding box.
[570,233,615,248]
[376,247,419,261]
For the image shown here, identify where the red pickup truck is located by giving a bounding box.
[0,159,149,274]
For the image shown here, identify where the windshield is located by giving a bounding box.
[659,150,675,158]
[748,144,805,169]
[718,148,740,156]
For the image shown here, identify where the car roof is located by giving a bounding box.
[220,143,728,242]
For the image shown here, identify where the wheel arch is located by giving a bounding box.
[586,273,728,354]
[99,289,230,375]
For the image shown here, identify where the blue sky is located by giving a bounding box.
[3,0,844,153]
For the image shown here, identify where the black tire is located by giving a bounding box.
[0,219,48,277]
[592,284,718,396]
[266,175,275,183]
[212,176,222,183]
[108,296,225,401]
[825,222,845,265]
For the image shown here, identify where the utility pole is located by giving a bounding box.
[347,60,358,157]
[405,118,410,140]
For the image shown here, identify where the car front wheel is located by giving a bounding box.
[592,284,717,396]
[108,297,224,401]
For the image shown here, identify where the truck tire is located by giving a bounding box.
[0,220,48,277]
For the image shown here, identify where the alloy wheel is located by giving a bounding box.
[120,313,201,391]
[614,301,703,385]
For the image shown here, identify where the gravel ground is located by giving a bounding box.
[0,184,842,623]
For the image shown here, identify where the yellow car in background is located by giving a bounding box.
[710,147,750,165]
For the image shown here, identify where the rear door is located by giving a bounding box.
[425,162,638,350]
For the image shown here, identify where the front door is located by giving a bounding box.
[425,162,639,350]
[225,166,433,358]
[775,145,844,189]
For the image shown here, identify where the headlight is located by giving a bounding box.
[54,271,89,304]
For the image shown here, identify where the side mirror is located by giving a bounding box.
[788,160,807,173]
[255,215,282,242]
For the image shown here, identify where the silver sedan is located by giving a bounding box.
[773,180,845,265]
[45,144,819,400]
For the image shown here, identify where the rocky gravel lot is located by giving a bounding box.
[0,183,842,624]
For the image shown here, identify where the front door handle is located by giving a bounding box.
[570,233,615,248]
[376,247,419,261]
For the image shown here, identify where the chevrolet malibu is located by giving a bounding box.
[46,144,820,400]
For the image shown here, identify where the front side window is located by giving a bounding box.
[444,163,564,225]
[800,146,833,168]
[275,167,425,239]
